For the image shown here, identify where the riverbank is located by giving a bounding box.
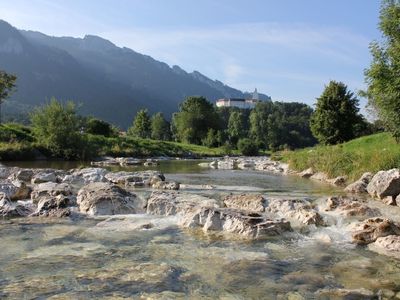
[275,132,400,182]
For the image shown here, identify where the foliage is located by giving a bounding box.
[172,96,220,144]
[310,81,362,145]
[30,98,87,159]
[0,70,17,124]
[237,138,259,156]
[250,101,316,151]
[202,128,224,148]
[279,132,400,181]
[364,0,400,141]
[151,112,171,140]
[227,111,246,145]
[128,109,151,138]
[0,123,33,143]
[86,117,117,137]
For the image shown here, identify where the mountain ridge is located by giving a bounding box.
[0,20,270,128]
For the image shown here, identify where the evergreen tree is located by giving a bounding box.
[310,81,361,145]
[364,0,400,141]
[151,112,171,140]
[128,109,151,138]
[0,70,17,124]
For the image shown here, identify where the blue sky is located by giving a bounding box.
[0,0,381,111]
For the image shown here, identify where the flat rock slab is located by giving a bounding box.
[324,196,380,219]
[223,194,267,213]
[368,235,400,259]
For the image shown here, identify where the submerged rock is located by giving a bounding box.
[368,235,400,259]
[315,288,376,300]
[344,172,374,194]
[367,169,400,201]
[77,182,140,215]
[180,206,292,238]
[352,217,400,245]
[324,196,380,218]
[31,182,73,203]
[223,194,267,213]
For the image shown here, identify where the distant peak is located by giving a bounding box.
[82,35,116,50]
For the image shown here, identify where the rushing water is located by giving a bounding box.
[1,160,400,299]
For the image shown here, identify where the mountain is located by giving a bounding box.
[0,20,270,128]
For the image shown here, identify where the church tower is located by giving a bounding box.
[252,88,259,100]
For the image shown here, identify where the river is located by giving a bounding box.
[1,160,400,299]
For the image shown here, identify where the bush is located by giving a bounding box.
[0,123,33,142]
[237,138,259,156]
[86,118,117,137]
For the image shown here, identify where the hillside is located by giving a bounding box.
[0,20,270,128]
[278,132,400,181]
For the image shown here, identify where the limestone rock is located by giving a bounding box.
[352,217,400,245]
[223,194,267,213]
[0,180,31,201]
[31,171,57,184]
[368,235,400,259]
[327,176,347,187]
[105,171,165,186]
[324,196,380,218]
[367,169,400,200]
[265,197,324,226]
[310,172,329,182]
[77,182,139,215]
[180,206,292,239]
[0,197,35,218]
[31,182,73,203]
[152,181,180,190]
[298,168,314,178]
[344,172,374,194]
[70,168,109,184]
[146,191,218,216]
[8,168,34,182]
[33,194,72,217]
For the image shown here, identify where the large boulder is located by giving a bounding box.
[146,191,218,216]
[324,196,380,218]
[298,168,314,178]
[223,194,267,213]
[352,217,400,245]
[344,172,374,194]
[180,206,292,239]
[265,197,324,226]
[0,197,35,218]
[367,169,400,200]
[31,171,57,184]
[8,168,34,182]
[77,182,140,215]
[31,182,73,203]
[0,180,31,201]
[368,235,400,259]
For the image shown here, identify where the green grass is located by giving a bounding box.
[276,132,400,181]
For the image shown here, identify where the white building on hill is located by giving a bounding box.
[216,88,260,109]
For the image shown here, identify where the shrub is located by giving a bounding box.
[237,138,258,156]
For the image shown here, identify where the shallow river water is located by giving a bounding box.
[1,160,400,299]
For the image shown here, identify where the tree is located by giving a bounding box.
[151,112,171,140]
[364,0,400,141]
[30,98,85,159]
[237,138,258,156]
[86,117,117,137]
[128,109,151,138]
[0,70,17,124]
[310,81,361,145]
[172,96,220,144]
[227,111,246,145]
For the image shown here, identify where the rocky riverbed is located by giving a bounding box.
[1,159,400,299]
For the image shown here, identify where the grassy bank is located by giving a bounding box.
[276,133,400,181]
[0,123,232,161]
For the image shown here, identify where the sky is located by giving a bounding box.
[0,0,382,111]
